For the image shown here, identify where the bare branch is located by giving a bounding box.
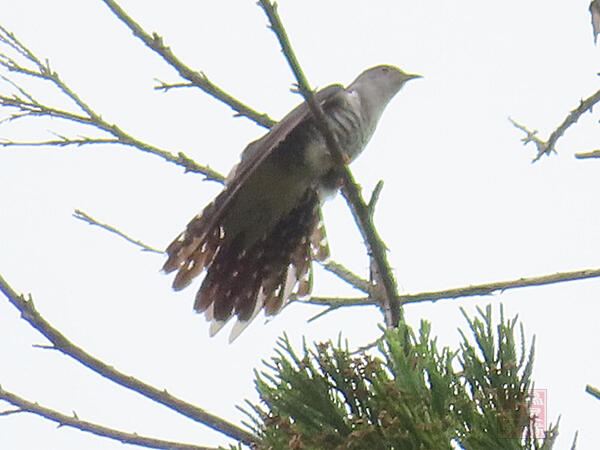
[0,25,45,74]
[0,25,225,181]
[73,209,164,254]
[0,137,120,147]
[368,180,385,218]
[0,93,94,126]
[69,209,600,330]
[303,267,600,307]
[0,74,36,102]
[68,205,600,334]
[154,80,195,91]
[0,387,215,450]
[100,0,276,129]
[321,260,372,294]
[509,118,554,160]
[68,204,380,308]
[510,87,600,162]
[575,149,600,159]
[0,274,255,446]
[257,0,401,328]
[586,384,600,401]
[71,207,374,295]
[305,305,342,323]
[301,296,373,307]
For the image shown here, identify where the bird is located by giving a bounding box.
[163,65,420,342]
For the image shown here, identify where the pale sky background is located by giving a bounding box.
[1,1,599,448]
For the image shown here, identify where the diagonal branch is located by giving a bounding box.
[72,207,373,296]
[0,387,215,450]
[73,209,163,254]
[257,0,401,328]
[0,93,95,126]
[321,260,372,294]
[510,86,600,162]
[100,0,276,128]
[586,384,600,401]
[0,274,255,446]
[0,25,224,181]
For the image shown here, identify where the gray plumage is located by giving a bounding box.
[163,65,419,341]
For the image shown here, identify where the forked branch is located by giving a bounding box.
[0,24,224,181]
[305,267,600,308]
[100,0,276,129]
[511,86,600,162]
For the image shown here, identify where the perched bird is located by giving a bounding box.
[163,65,419,341]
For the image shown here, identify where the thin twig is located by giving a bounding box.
[306,305,341,323]
[575,149,600,159]
[154,80,195,91]
[0,25,224,181]
[321,261,372,294]
[350,338,382,355]
[69,208,600,328]
[570,431,579,450]
[0,387,214,450]
[0,93,95,126]
[69,207,377,296]
[0,274,255,445]
[69,208,375,294]
[368,180,385,218]
[100,0,276,128]
[303,267,600,307]
[257,0,401,328]
[0,137,120,147]
[510,87,600,162]
[73,209,164,254]
[586,384,600,400]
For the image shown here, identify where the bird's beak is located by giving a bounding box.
[405,73,422,81]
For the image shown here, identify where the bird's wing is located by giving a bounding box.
[163,84,344,277]
[224,84,344,205]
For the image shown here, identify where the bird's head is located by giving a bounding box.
[348,64,421,124]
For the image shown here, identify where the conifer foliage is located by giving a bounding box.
[241,306,558,449]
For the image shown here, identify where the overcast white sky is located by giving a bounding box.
[1,1,600,448]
